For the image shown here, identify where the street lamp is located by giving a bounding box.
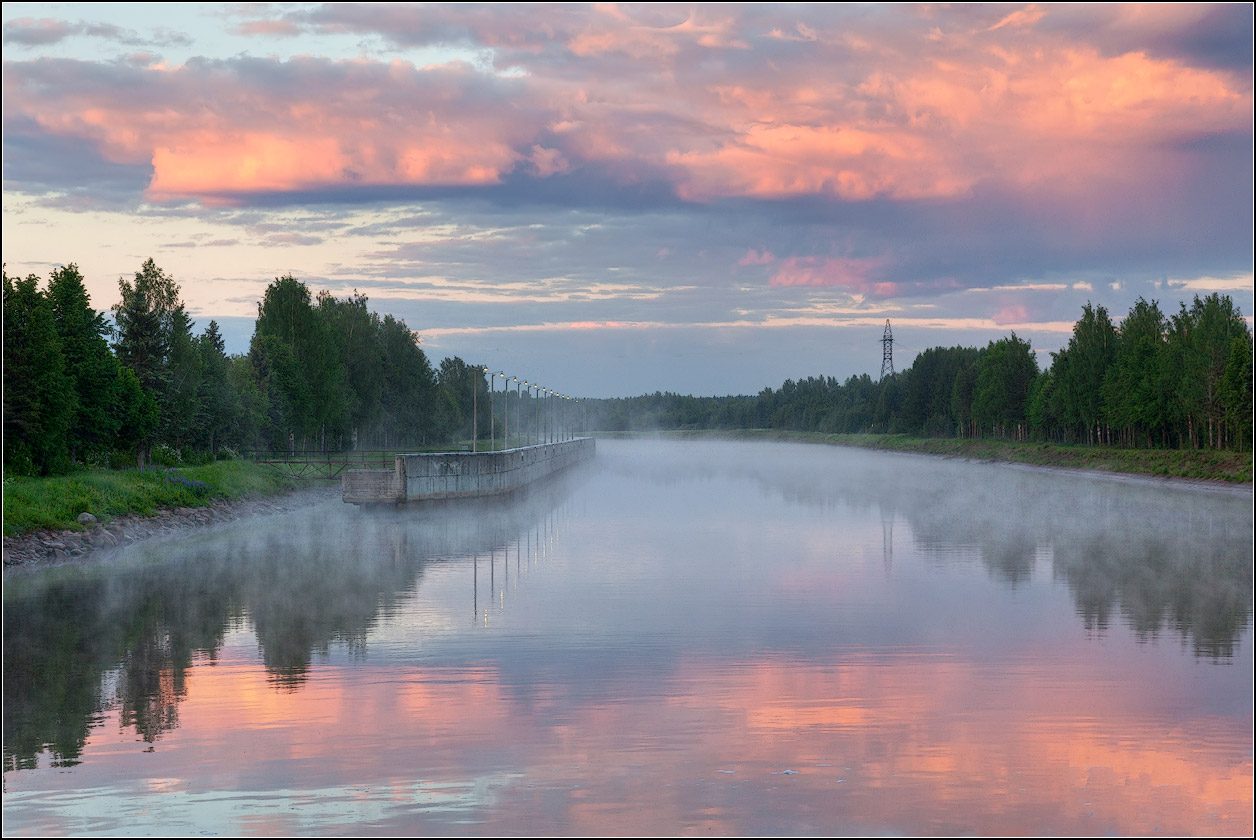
[499,372,508,450]
[513,377,521,448]
[483,366,493,452]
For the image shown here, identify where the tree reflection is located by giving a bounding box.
[3,475,580,770]
[738,449,1252,658]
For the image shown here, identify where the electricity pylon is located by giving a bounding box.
[880,319,894,380]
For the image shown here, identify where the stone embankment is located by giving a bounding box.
[3,485,337,570]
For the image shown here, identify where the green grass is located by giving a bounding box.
[594,429,1253,484]
[3,461,302,538]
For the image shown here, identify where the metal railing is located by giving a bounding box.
[241,450,400,480]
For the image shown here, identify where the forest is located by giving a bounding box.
[4,259,1253,478]
[3,261,494,474]
[586,298,1252,451]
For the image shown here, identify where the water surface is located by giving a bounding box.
[4,440,1252,835]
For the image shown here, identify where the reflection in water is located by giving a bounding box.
[474,503,569,628]
[686,447,1252,659]
[3,441,1251,836]
[4,472,581,771]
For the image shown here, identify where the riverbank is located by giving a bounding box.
[594,429,1254,487]
[2,460,306,539]
[3,482,337,570]
[2,459,328,569]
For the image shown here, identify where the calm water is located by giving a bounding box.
[4,440,1252,836]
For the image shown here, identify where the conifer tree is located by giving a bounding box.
[3,270,76,474]
[47,263,120,460]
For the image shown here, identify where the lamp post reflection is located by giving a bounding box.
[469,495,572,627]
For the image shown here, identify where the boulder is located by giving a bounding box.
[77,512,97,525]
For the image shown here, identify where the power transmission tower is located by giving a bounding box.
[880,319,894,380]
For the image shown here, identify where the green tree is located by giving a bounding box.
[113,366,159,465]
[164,307,203,453]
[377,314,438,446]
[951,360,980,438]
[113,259,180,396]
[436,356,488,443]
[900,346,981,436]
[4,270,77,475]
[46,264,121,461]
[1167,294,1248,448]
[1056,303,1116,444]
[1219,331,1253,451]
[226,355,269,452]
[112,259,185,463]
[1103,298,1166,447]
[251,275,349,452]
[194,321,240,452]
[317,291,381,448]
[971,333,1037,439]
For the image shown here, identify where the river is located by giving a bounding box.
[3,439,1252,835]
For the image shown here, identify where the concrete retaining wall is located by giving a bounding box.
[343,437,594,505]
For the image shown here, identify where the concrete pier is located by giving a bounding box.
[343,438,594,505]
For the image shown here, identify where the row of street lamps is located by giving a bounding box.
[471,367,582,452]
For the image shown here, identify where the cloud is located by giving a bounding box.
[770,256,895,298]
[3,17,76,46]
[2,17,191,48]
[983,4,1046,34]
[2,3,1250,389]
[992,304,1030,325]
[738,249,774,267]
[4,5,1247,212]
[231,19,303,38]
[1169,273,1255,292]
[265,232,323,247]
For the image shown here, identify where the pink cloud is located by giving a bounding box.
[232,20,302,37]
[770,256,895,297]
[3,4,1248,209]
[529,145,570,177]
[738,249,775,267]
[984,4,1046,33]
[993,304,1030,325]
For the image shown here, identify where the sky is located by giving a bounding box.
[3,2,1253,398]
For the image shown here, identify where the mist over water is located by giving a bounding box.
[4,440,1252,836]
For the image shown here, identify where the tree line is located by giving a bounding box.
[3,261,496,475]
[586,295,1252,450]
[4,259,1251,476]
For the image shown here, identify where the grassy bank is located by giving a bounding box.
[3,461,303,538]
[595,429,1253,485]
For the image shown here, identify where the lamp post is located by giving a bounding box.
[514,377,521,448]
[484,366,493,452]
[499,372,508,450]
[471,364,478,453]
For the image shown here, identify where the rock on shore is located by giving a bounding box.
[3,485,339,570]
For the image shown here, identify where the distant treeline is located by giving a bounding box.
[5,260,1252,476]
[3,261,498,475]
[586,296,1253,451]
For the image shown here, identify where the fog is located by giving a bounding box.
[4,439,1252,835]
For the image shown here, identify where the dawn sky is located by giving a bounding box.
[3,2,1252,397]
